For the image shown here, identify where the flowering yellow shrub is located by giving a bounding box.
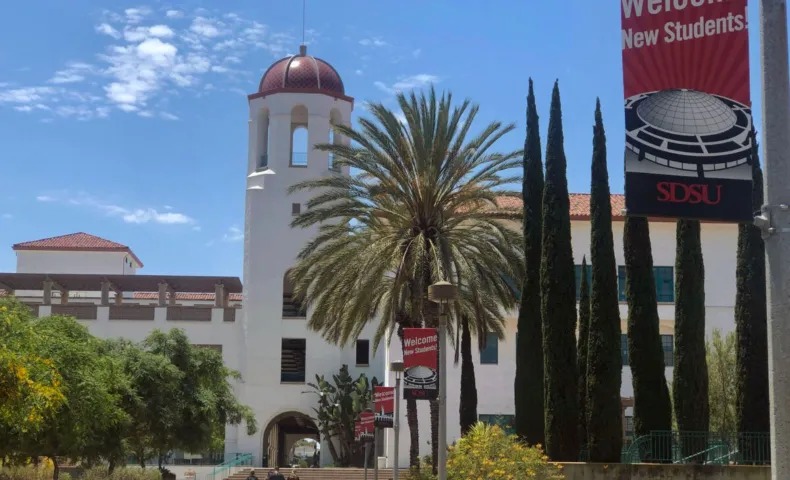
[446,423,564,480]
[0,301,65,430]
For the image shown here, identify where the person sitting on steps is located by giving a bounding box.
[268,467,285,480]
[246,469,258,480]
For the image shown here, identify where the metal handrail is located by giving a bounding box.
[201,453,254,480]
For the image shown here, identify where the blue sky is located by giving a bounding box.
[0,0,768,277]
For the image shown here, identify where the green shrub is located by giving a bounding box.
[405,467,436,480]
[81,467,162,480]
[447,423,565,479]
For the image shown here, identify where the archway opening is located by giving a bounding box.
[291,105,309,167]
[261,412,320,468]
[288,438,320,468]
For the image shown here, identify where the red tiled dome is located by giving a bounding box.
[258,45,345,97]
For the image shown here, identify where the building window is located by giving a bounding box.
[480,332,499,365]
[501,274,520,301]
[617,266,675,303]
[356,339,370,366]
[478,414,516,435]
[661,334,674,367]
[625,415,634,438]
[282,270,306,318]
[654,267,674,302]
[621,333,629,366]
[574,264,592,300]
[281,338,306,383]
[291,126,309,167]
[292,203,301,216]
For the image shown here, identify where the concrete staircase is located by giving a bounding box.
[225,468,411,480]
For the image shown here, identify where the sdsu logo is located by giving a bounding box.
[656,182,722,205]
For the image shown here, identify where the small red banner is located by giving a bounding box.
[374,386,395,428]
[402,328,439,400]
[355,411,375,441]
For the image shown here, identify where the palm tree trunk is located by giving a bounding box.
[459,316,478,435]
[406,398,420,468]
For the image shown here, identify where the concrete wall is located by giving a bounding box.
[384,219,740,467]
[560,463,770,479]
[16,250,139,275]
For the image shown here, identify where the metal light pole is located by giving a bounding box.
[390,361,404,480]
[755,2,790,479]
[429,281,457,480]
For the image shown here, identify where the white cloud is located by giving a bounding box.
[138,110,154,117]
[124,7,152,25]
[36,192,196,226]
[190,17,224,38]
[375,74,440,94]
[225,56,241,64]
[222,226,244,242]
[165,10,183,18]
[359,38,387,47]
[49,63,94,84]
[160,112,179,120]
[356,69,363,76]
[0,87,57,103]
[211,65,229,73]
[1,213,12,220]
[124,24,175,42]
[123,209,192,224]
[412,48,422,58]
[96,23,121,39]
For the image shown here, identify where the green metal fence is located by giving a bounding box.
[622,431,770,465]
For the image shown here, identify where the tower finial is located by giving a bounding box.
[301,0,306,46]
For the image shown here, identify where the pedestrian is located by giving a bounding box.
[246,469,258,480]
[268,467,285,480]
[287,468,300,480]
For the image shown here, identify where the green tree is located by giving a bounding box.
[287,87,523,469]
[514,78,545,446]
[673,219,709,459]
[101,339,183,469]
[735,137,769,444]
[458,316,478,436]
[540,80,579,461]
[576,257,590,454]
[0,300,64,438]
[143,329,257,465]
[24,315,127,479]
[624,216,672,458]
[304,365,377,467]
[585,99,623,462]
[707,329,737,435]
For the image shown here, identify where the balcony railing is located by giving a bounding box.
[167,306,212,322]
[282,295,306,318]
[110,305,155,321]
[258,154,268,169]
[51,304,98,320]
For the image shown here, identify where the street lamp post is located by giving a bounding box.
[390,360,404,480]
[756,2,790,479]
[429,280,457,480]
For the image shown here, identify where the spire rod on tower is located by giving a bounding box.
[301,0,306,46]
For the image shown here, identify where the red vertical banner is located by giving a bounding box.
[374,386,395,428]
[355,411,375,441]
[621,0,753,222]
[402,328,438,400]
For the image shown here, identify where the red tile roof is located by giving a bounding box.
[13,232,144,267]
[497,193,627,219]
[132,292,243,301]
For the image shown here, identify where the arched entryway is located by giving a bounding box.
[261,411,320,468]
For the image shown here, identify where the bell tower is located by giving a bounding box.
[234,43,354,465]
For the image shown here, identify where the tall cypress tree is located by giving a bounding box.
[624,216,672,460]
[577,257,591,455]
[673,219,709,457]
[735,132,769,461]
[540,80,579,461]
[515,78,545,446]
[585,100,623,462]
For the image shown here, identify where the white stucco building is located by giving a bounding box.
[0,45,741,469]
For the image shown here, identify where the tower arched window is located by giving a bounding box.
[328,129,336,170]
[258,108,270,170]
[329,109,343,171]
[290,105,309,167]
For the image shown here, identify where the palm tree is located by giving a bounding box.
[288,87,523,470]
